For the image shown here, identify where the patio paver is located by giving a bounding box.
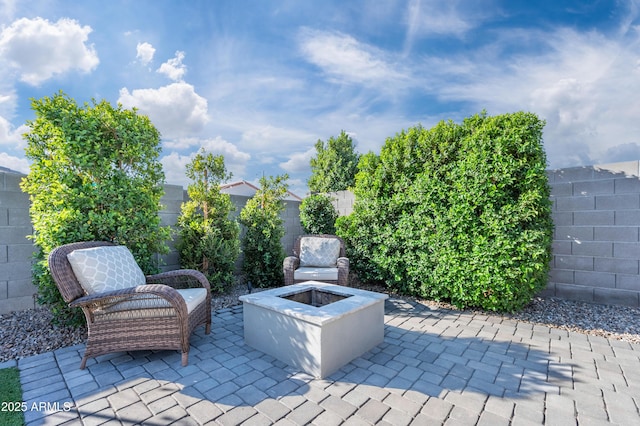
[11,297,640,425]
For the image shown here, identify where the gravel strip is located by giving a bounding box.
[1,284,639,363]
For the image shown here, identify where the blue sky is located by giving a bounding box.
[1,1,639,197]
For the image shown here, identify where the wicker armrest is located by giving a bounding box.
[69,284,188,315]
[337,257,349,269]
[145,269,211,292]
[283,256,300,270]
[283,256,300,286]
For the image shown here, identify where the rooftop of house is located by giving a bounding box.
[220,180,303,201]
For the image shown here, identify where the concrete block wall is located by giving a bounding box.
[327,190,356,217]
[0,171,36,313]
[157,184,184,272]
[5,159,639,312]
[544,161,640,306]
[0,171,303,314]
[281,199,304,256]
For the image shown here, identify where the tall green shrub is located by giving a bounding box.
[239,174,289,288]
[308,130,360,192]
[176,149,240,293]
[20,91,170,325]
[299,194,338,234]
[337,111,553,312]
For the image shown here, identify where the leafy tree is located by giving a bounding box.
[239,174,289,288]
[176,149,240,293]
[20,91,170,325]
[308,130,360,192]
[337,112,553,312]
[299,194,338,235]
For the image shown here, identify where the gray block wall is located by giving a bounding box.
[3,160,640,313]
[156,184,184,272]
[281,199,305,256]
[327,190,356,216]
[544,161,640,306]
[0,172,303,314]
[0,171,36,313]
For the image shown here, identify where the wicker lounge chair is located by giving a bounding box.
[283,234,349,286]
[48,241,212,369]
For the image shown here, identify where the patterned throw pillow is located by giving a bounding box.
[299,237,341,267]
[67,246,146,295]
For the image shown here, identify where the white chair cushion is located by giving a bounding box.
[294,267,339,282]
[67,245,146,295]
[299,237,341,267]
[101,288,207,317]
[177,288,208,312]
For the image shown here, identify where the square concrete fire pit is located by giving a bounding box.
[239,281,388,378]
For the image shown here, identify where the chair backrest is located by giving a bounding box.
[293,234,346,258]
[48,241,117,303]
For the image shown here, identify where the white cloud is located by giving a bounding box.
[161,138,250,186]
[0,152,29,173]
[403,0,495,54]
[200,137,251,178]
[0,115,27,147]
[280,147,315,173]
[298,28,406,86]
[0,114,32,174]
[240,124,317,151]
[0,90,17,120]
[164,136,250,164]
[0,93,13,104]
[602,143,640,163]
[0,17,99,85]
[136,42,155,66]
[286,177,308,199]
[118,82,209,138]
[416,25,640,168]
[162,136,201,151]
[406,0,472,37]
[157,51,186,82]
[0,0,16,21]
[160,151,193,187]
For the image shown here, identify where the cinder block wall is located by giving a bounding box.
[4,160,639,312]
[0,171,303,314]
[281,199,304,256]
[544,161,640,306]
[156,184,184,272]
[0,171,35,313]
[327,190,355,216]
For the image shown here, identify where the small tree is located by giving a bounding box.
[299,194,338,234]
[20,91,170,325]
[308,130,360,192]
[176,149,240,293]
[239,174,289,288]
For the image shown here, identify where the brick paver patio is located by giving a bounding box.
[4,296,640,425]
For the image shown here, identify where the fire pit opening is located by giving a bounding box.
[279,288,352,307]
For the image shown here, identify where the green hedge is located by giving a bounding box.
[299,194,338,234]
[239,175,289,288]
[21,92,170,325]
[337,112,553,312]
